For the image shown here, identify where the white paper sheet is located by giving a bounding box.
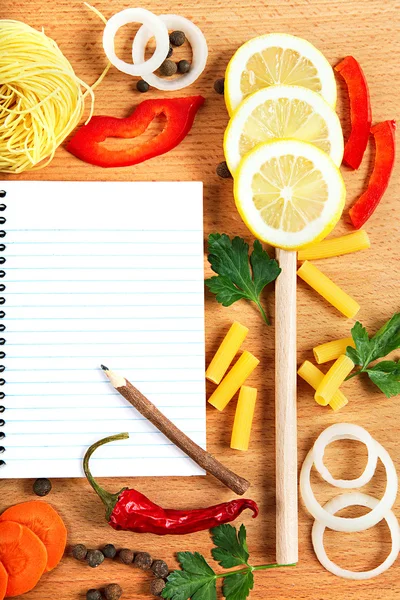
[0,181,206,478]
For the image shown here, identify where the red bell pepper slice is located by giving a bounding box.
[67,96,204,168]
[349,120,396,229]
[335,56,372,170]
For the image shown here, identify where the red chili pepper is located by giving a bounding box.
[335,56,372,170]
[83,434,258,535]
[67,96,204,168]
[349,120,396,229]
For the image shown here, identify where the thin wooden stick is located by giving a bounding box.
[101,366,250,496]
[275,248,298,565]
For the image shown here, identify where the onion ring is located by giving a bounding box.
[312,423,378,489]
[312,492,400,579]
[132,14,208,91]
[103,8,169,77]
[300,441,398,532]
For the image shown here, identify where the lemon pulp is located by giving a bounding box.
[239,97,331,158]
[252,154,328,233]
[241,47,322,100]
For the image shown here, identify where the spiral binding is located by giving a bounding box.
[0,189,6,467]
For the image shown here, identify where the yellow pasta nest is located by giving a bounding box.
[0,19,106,173]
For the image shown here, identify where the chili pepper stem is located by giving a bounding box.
[83,432,129,521]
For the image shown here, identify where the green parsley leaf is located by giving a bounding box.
[366,361,400,398]
[162,552,216,600]
[223,572,254,600]
[347,313,400,369]
[163,524,295,600]
[346,313,400,397]
[347,321,371,366]
[205,233,281,325]
[211,524,249,568]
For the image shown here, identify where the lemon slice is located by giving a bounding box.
[225,33,337,115]
[234,139,345,250]
[224,85,343,174]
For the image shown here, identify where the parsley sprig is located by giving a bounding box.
[162,524,295,600]
[346,313,400,397]
[205,233,281,325]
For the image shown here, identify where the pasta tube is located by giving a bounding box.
[315,355,354,406]
[313,337,355,364]
[206,321,249,384]
[297,261,360,318]
[297,231,370,261]
[208,351,259,411]
[230,386,257,451]
[297,360,349,410]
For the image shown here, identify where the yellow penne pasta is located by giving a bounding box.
[313,337,355,364]
[297,360,349,410]
[297,261,360,318]
[208,350,259,411]
[297,230,370,261]
[206,321,249,384]
[315,355,354,405]
[230,386,257,451]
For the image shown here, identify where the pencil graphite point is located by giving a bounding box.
[100,364,109,371]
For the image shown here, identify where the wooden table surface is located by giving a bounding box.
[1,0,399,598]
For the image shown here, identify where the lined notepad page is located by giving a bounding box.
[2,181,206,478]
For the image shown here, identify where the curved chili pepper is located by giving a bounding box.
[335,56,372,170]
[349,120,396,229]
[83,433,258,535]
[67,96,204,168]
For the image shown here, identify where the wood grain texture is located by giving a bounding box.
[275,249,298,565]
[0,0,399,598]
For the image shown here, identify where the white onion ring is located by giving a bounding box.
[103,8,169,77]
[312,492,400,579]
[312,423,378,489]
[300,441,398,532]
[132,14,208,91]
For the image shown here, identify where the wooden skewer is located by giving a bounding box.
[101,366,250,496]
[275,249,298,565]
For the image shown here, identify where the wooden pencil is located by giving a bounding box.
[101,365,250,496]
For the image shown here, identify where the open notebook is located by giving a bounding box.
[0,181,206,478]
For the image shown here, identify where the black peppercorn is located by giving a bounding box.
[216,161,232,179]
[86,549,105,568]
[104,583,123,600]
[169,30,185,47]
[72,543,87,561]
[213,78,225,95]
[177,60,191,74]
[33,477,52,496]
[133,551,152,570]
[119,548,134,564]
[150,578,166,597]
[159,59,177,77]
[151,559,169,579]
[86,590,102,600]
[136,79,150,93]
[102,543,117,559]
[166,45,173,58]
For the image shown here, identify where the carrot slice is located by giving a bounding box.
[0,501,67,572]
[0,562,8,600]
[0,521,47,597]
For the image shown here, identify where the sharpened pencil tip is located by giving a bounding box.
[100,364,108,371]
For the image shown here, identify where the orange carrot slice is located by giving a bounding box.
[0,501,67,572]
[0,562,8,600]
[0,521,47,597]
